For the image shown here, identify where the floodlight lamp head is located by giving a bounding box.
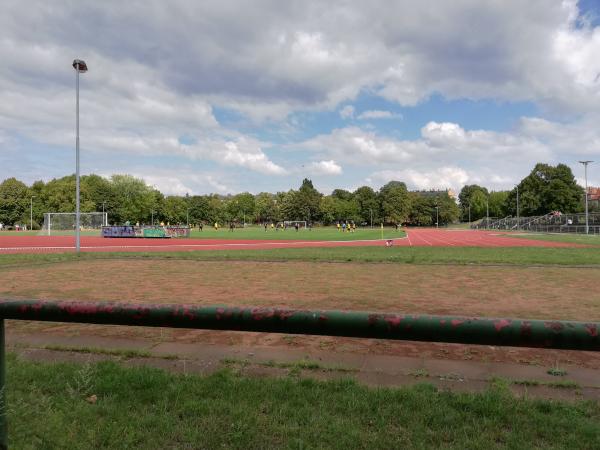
[72,59,88,72]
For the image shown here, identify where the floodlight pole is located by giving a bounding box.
[468,204,471,224]
[102,201,107,226]
[579,161,593,234]
[516,185,520,231]
[486,197,489,229]
[30,196,35,231]
[435,206,439,228]
[369,208,373,229]
[73,59,87,253]
[151,210,154,226]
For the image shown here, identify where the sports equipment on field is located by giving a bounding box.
[283,220,307,229]
[41,212,107,236]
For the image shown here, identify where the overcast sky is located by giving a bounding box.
[1,0,599,195]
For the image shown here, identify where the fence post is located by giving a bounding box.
[0,319,6,450]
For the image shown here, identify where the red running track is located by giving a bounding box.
[0,229,582,254]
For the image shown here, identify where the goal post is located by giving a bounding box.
[283,220,307,229]
[41,212,108,236]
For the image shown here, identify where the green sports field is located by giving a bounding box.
[189,225,404,240]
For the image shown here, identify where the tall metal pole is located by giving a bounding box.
[30,196,35,231]
[486,197,489,229]
[151,210,154,226]
[72,59,87,251]
[75,66,81,252]
[369,208,373,228]
[516,185,520,231]
[435,206,439,228]
[468,204,471,223]
[102,201,106,226]
[579,161,593,234]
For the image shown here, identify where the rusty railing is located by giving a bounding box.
[0,300,599,449]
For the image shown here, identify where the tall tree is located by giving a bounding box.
[509,163,584,216]
[353,186,380,225]
[296,179,322,222]
[458,185,488,221]
[379,181,411,224]
[0,178,30,225]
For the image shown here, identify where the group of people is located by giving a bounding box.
[0,223,27,231]
[337,221,356,232]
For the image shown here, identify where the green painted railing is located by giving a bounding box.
[0,300,599,449]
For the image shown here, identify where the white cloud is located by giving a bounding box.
[307,160,343,175]
[1,0,600,194]
[357,110,402,120]
[371,167,469,191]
[339,105,355,119]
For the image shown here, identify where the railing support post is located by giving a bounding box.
[0,319,6,450]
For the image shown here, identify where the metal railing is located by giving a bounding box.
[0,300,599,449]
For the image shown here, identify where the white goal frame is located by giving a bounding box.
[283,220,307,229]
[42,212,108,236]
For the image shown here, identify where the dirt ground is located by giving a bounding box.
[2,259,600,369]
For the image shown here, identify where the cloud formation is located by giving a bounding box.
[0,0,599,194]
[357,110,403,120]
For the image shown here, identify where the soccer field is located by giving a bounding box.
[191,225,403,241]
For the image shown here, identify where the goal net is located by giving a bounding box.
[283,220,307,229]
[41,212,108,236]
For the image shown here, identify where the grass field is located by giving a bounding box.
[190,226,404,241]
[1,244,599,268]
[507,232,600,246]
[4,226,405,241]
[8,355,600,449]
[2,238,599,447]
[2,259,599,321]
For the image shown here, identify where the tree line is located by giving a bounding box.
[0,162,589,228]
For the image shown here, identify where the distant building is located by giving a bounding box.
[588,187,600,209]
[412,188,457,200]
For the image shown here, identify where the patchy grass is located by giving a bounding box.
[41,344,178,360]
[506,232,600,246]
[548,367,569,377]
[2,245,600,269]
[221,357,357,373]
[492,377,580,389]
[7,355,600,449]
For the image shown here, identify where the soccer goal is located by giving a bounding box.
[41,212,108,236]
[283,220,307,229]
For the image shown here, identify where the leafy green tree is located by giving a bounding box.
[226,192,256,223]
[255,192,278,223]
[488,191,509,218]
[435,192,460,225]
[188,195,210,225]
[109,175,158,224]
[353,186,380,225]
[296,179,322,222]
[279,190,300,220]
[331,189,353,201]
[379,181,411,224]
[509,163,584,216]
[205,195,226,224]
[0,178,30,225]
[408,194,434,226]
[161,196,188,224]
[458,185,488,221]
